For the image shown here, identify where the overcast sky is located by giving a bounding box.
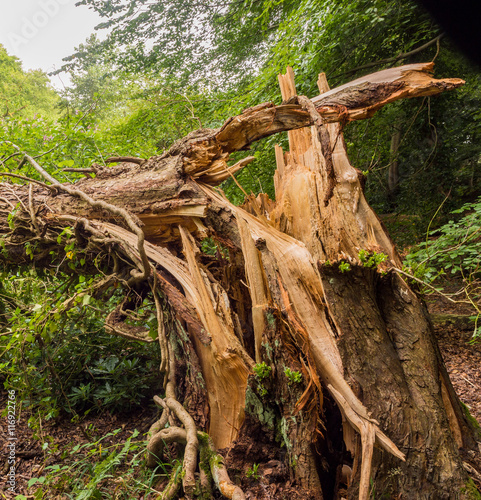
[0,0,103,86]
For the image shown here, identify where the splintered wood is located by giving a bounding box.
[273,67,402,265]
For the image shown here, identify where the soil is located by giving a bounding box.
[2,291,481,499]
[424,283,481,427]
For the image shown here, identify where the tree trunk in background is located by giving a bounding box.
[1,63,480,499]
[388,124,402,202]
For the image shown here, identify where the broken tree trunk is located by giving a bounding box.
[266,67,480,498]
[1,63,479,500]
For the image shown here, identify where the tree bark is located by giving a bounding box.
[1,63,479,500]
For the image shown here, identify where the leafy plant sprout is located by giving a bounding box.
[358,249,388,268]
[253,361,272,380]
[284,367,302,385]
[246,463,260,480]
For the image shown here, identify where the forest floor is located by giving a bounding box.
[2,289,481,498]
[425,290,481,428]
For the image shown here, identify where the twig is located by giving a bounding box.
[332,34,445,79]
[62,167,97,178]
[0,172,57,192]
[0,196,15,209]
[0,151,23,169]
[167,87,203,128]
[3,184,27,213]
[460,374,480,390]
[19,152,59,185]
[222,164,250,198]
[393,267,469,304]
[432,36,442,62]
[105,156,144,164]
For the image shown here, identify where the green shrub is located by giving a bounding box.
[284,367,302,385]
[253,362,272,380]
[404,198,481,339]
[404,198,481,280]
[0,270,161,418]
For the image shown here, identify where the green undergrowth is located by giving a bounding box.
[0,269,162,420]
[403,197,481,340]
[25,428,168,499]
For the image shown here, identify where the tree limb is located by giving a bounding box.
[331,34,445,80]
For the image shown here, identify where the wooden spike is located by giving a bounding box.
[274,144,285,176]
[317,72,330,94]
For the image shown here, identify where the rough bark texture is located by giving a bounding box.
[1,63,480,500]
[320,265,477,498]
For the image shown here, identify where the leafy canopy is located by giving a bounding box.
[0,44,60,118]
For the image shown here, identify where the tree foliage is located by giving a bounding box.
[0,44,59,118]
[65,0,481,235]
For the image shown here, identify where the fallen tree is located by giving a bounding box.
[1,62,480,499]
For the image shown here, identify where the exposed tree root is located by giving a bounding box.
[198,432,246,500]
[17,147,151,284]
[105,295,155,342]
[147,426,246,499]
[155,462,183,500]
[146,292,246,499]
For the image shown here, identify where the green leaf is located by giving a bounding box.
[27,477,39,488]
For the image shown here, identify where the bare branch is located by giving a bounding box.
[331,34,445,80]
[105,156,144,164]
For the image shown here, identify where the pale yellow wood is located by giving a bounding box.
[317,72,330,94]
[179,227,252,448]
[236,215,269,363]
[278,66,297,100]
[440,378,464,448]
[202,186,405,466]
[275,144,285,176]
[92,218,253,449]
[273,66,401,265]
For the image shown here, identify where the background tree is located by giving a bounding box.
[0,44,59,118]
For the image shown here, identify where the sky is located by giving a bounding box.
[0,0,103,86]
